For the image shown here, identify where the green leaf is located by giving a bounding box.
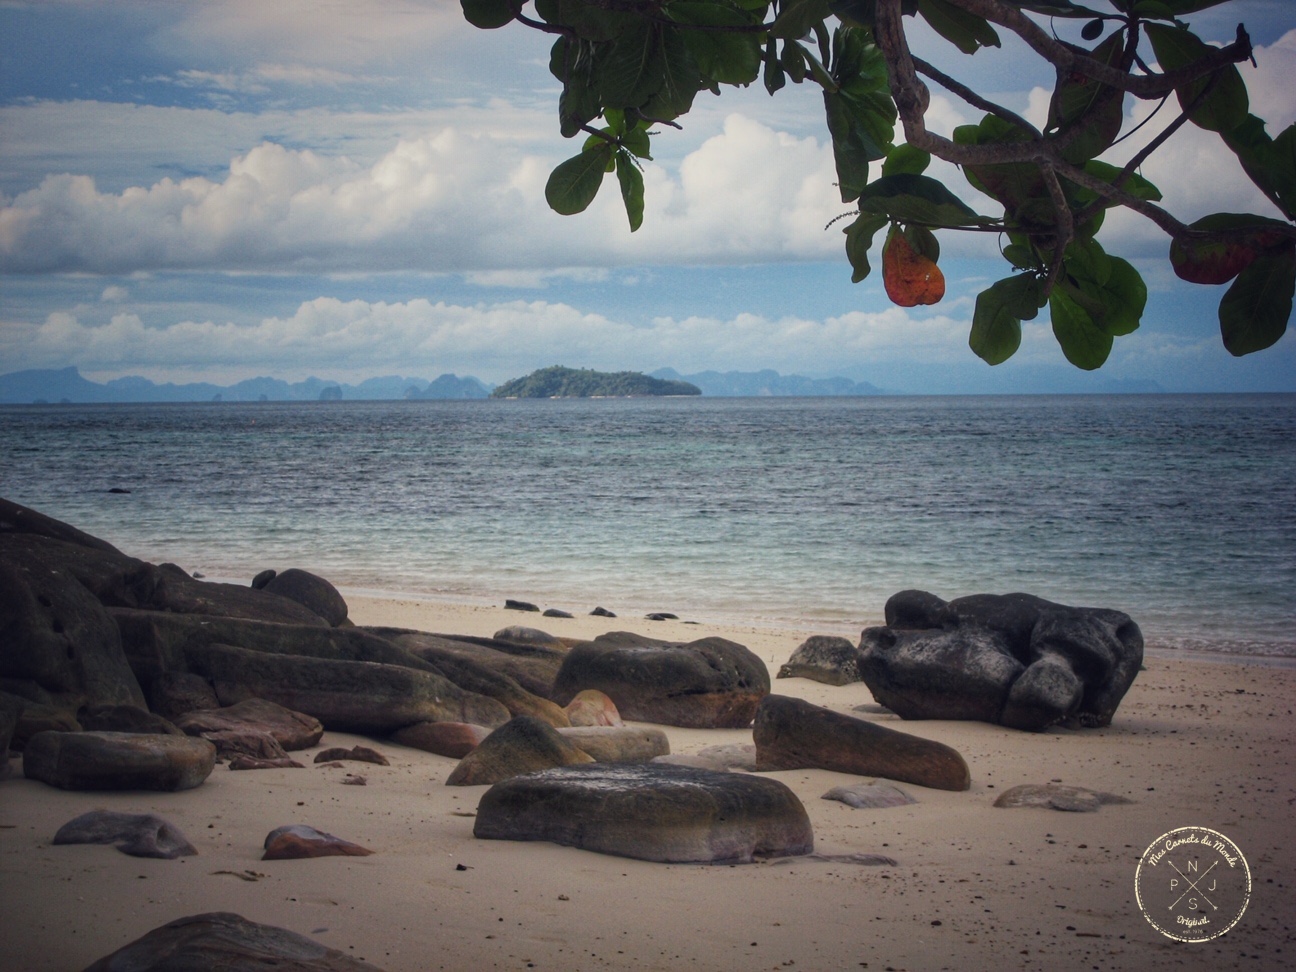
[1094,257,1147,335]
[882,143,930,177]
[824,83,897,202]
[1219,243,1295,355]
[1145,23,1249,135]
[545,147,613,215]
[641,25,702,120]
[1060,239,1146,336]
[669,2,762,86]
[904,224,940,261]
[1048,31,1126,163]
[1223,117,1296,221]
[1078,161,1162,202]
[917,0,1001,55]
[620,126,652,159]
[856,174,993,227]
[1050,287,1114,370]
[771,0,833,40]
[970,274,1042,365]
[460,0,516,30]
[843,212,888,282]
[763,39,786,94]
[596,20,663,109]
[615,151,645,232]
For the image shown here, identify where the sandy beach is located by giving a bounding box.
[2,594,1293,971]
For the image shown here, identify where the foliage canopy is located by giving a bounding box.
[463,0,1295,368]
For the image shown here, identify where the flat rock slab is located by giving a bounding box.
[992,783,1134,812]
[81,911,387,971]
[390,721,490,759]
[474,763,814,864]
[53,810,197,859]
[753,695,970,792]
[552,631,770,729]
[822,781,917,809]
[446,715,594,786]
[557,726,669,763]
[262,824,374,860]
[23,730,215,791]
[175,698,324,751]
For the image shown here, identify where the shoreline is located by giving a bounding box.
[2,595,1294,970]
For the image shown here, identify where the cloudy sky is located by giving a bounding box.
[1,0,1293,393]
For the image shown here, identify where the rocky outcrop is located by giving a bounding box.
[551,632,770,728]
[375,628,568,703]
[52,810,197,859]
[753,695,971,791]
[260,568,349,626]
[445,715,594,786]
[858,590,1144,731]
[777,636,863,685]
[78,703,182,736]
[557,726,670,764]
[23,730,216,791]
[474,763,814,864]
[81,912,388,971]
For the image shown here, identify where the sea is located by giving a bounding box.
[1,394,1293,659]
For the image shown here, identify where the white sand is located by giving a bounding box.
[1,595,1292,970]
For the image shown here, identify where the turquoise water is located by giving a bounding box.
[1,395,1293,656]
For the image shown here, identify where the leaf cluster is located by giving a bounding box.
[463,0,1295,367]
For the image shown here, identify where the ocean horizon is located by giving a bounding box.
[2,393,1293,658]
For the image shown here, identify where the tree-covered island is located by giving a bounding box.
[491,365,702,398]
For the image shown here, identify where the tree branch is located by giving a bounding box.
[912,57,1041,139]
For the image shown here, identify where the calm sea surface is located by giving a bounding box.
[1,395,1293,657]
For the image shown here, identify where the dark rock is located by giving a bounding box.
[146,671,220,721]
[590,607,617,618]
[262,568,349,627]
[390,721,490,759]
[7,699,82,751]
[777,635,863,685]
[173,698,324,751]
[551,631,770,729]
[107,488,132,494]
[78,704,182,736]
[860,590,1143,731]
[81,912,387,972]
[474,763,814,864]
[753,695,971,791]
[821,781,917,809]
[0,496,122,553]
[445,715,594,786]
[645,612,678,621]
[200,728,293,761]
[23,730,215,791]
[314,745,389,766]
[564,689,623,727]
[360,628,569,726]
[251,568,277,589]
[543,608,574,619]
[53,810,197,859]
[557,726,670,763]
[229,754,304,770]
[0,693,19,759]
[181,642,511,735]
[491,624,569,649]
[505,599,540,612]
[992,783,1134,812]
[262,824,373,860]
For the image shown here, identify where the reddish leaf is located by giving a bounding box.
[883,230,946,306]
[1170,222,1289,285]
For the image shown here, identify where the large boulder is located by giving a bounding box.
[445,715,593,786]
[390,721,490,759]
[183,642,510,735]
[23,730,215,791]
[0,496,122,552]
[81,912,387,971]
[753,694,971,792]
[173,698,323,751]
[858,590,1143,730]
[551,631,770,728]
[261,568,349,627]
[474,763,814,864]
[369,628,568,703]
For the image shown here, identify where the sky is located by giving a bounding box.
[1,0,1294,394]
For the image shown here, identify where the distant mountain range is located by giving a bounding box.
[0,367,491,404]
[652,368,884,397]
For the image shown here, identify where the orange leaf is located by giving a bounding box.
[883,231,946,306]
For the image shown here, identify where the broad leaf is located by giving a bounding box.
[843,212,888,282]
[670,2,762,86]
[882,226,946,305]
[596,20,663,109]
[615,151,645,232]
[763,39,786,94]
[1223,116,1296,221]
[1048,32,1126,163]
[856,174,992,226]
[917,0,1000,55]
[545,147,613,215]
[771,0,833,40]
[535,0,629,41]
[460,0,515,30]
[1050,287,1113,370]
[882,143,931,177]
[970,274,1042,365]
[1145,23,1249,135]
[1170,213,1291,285]
[641,26,702,120]
[1219,243,1295,355]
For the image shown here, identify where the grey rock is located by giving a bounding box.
[146,671,220,721]
[992,783,1134,812]
[777,636,863,685]
[446,715,593,786]
[78,704,182,736]
[53,810,197,859]
[557,726,670,763]
[81,912,387,971]
[695,743,759,771]
[475,763,814,864]
[821,781,917,809]
[262,568,349,627]
[505,599,540,612]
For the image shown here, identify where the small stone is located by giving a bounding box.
[821,782,917,809]
[505,599,540,612]
[53,810,197,859]
[543,608,574,619]
[314,745,389,766]
[262,825,373,860]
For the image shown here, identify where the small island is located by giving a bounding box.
[491,366,701,399]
